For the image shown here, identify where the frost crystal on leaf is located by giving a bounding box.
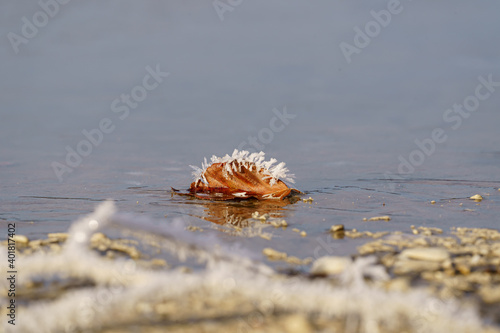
[189,149,295,186]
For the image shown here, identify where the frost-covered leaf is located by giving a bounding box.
[189,149,300,200]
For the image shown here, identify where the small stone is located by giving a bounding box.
[413,238,428,246]
[150,258,167,267]
[416,226,442,235]
[263,248,287,261]
[263,248,309,264]
[358,242,395,255]
[384,277,410,292]
[47,233,68,242]
[110,242,141,259]
[441,259,453,270]
[331,231,345,239]
[366,216,391,221]
[431,200,436,204]
[252,212,269,221]
[12,235,29,245]
[271,220,288,228]
[281,314,313,333]
[29,240,42,248]
[300,231,307,237]
[286,256,311,265]
[49,244,61,252]
[492,245,500,258]
[393,260,441,274]
[330,224,344,232]
[469,194,483,201]
[259,234,272,240]
[311,256,351,275]
[400,247,450,262]
[373,231,389,238]
[456,264,470,275]
[479,285,500,304]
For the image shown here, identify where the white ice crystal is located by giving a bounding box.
[190,149,295,186]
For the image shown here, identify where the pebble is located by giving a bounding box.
[271,220,288,228]
[49,244,61,252]
[469,194,483,201]
[252,212,269,221]
[410,226,443,236]
[90,233,141,259]
[330,224,344,232]
[29,239,43,248]
[456,264,471,275]
[366,216,391,221]
[358,242,395,255]
[431,200,436,204]
[399,247,450,262]
[262,248,287,261]
[479,285,500,304]
[311,256,351,275]
[384,277,410,292]
[393,260,441,275]
[150,259,168,267]
[281,314,313,333]
[262,247,311,265]
[12,234,29,245]
[259,234,272,240]
[492,245,500,258]
[47,233,68,242]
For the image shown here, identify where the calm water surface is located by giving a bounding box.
[1,1,499,259]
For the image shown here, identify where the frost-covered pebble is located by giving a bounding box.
[399,247,450,262]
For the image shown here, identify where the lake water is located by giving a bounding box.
[1,1,500,332]
[2,0,499,248]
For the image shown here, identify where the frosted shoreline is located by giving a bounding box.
[2,202,500,333]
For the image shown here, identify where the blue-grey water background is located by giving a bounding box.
[1,1,499,258]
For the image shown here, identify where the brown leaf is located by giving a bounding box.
[189,161,300,200]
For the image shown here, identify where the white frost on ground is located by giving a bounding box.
[190,149,295,186]
[0,202,489,333]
